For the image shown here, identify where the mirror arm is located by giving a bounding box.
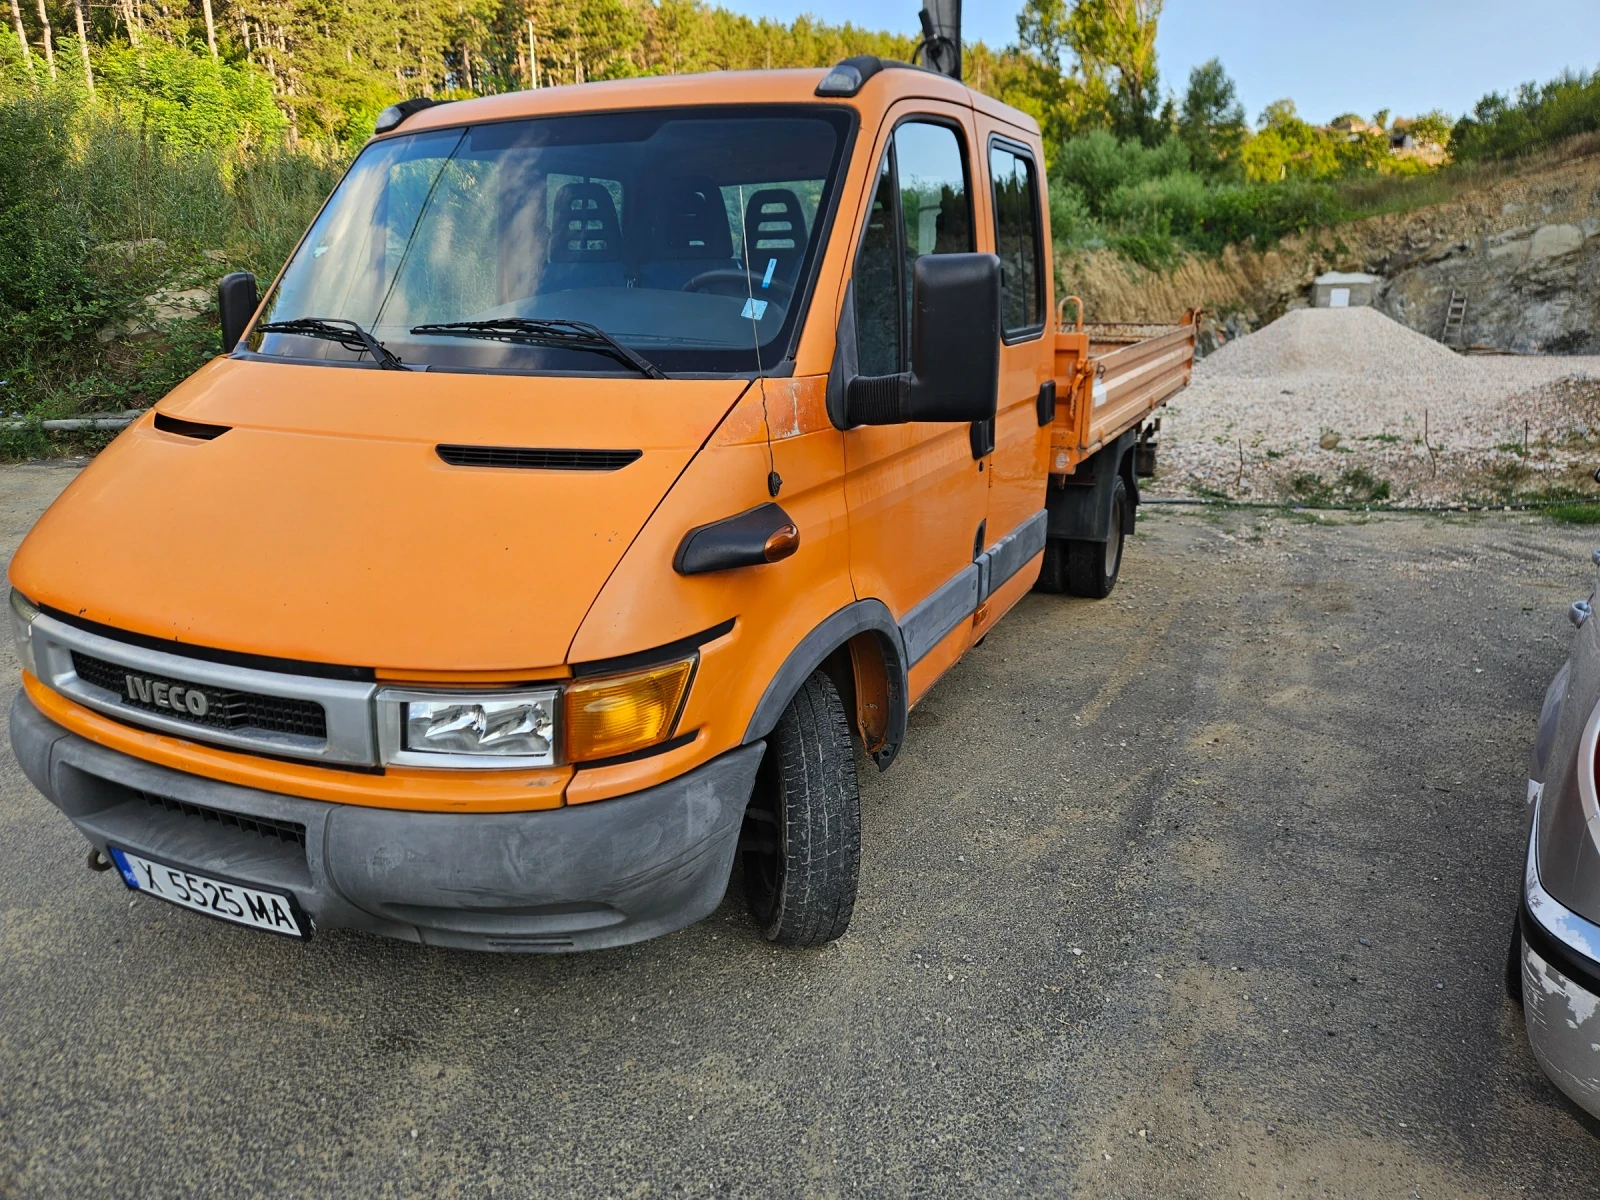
[846,373,912,426]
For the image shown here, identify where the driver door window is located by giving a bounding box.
[853,120,974,376]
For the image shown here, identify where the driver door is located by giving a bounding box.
[842,106,991,700]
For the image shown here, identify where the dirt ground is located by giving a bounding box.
[2,463,1599,1197]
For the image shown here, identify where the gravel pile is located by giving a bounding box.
[1152,307,1600,505]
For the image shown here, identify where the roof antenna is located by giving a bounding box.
[913,0,962,81]
[736,184,782,498]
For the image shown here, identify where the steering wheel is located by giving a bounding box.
[682,268,794,307]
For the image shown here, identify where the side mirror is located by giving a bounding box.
[845,252,1000,427]
[218,272,259,355]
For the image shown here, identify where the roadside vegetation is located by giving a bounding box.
[0,0,1595,438]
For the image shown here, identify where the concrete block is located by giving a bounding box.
[1530,224,1585,261]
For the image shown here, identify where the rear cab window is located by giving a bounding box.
[988,139,1044,341]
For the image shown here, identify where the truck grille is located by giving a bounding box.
[71,651,328,740]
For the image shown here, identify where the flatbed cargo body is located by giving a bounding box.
[1049,308,1200,478]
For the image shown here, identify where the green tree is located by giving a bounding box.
[1064,0,1163,144]
[1241,98,1338,181]
[1450,71,1599,161]
[1403,109,1453,149]
[1178,57,1245,176]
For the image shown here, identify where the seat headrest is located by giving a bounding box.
[743,189,808,263]
[550,182,622,263]
[653,178,733,261]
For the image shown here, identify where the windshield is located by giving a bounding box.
[250,106,853,377]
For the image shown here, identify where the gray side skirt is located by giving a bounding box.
[900,509,1047,667]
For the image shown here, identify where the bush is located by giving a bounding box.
[1095,171,1348,257]
[1451,70,1600,162]
[0,69,345,419]
[1047,181,1100,253]
[0,90,124,390]
[1051,129,1190,216]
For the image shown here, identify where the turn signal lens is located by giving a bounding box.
[564,658,694,763]
[9,587,38,677]
[763,523,800,563]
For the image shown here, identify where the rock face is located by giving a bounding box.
[1380,218,1599,354]
[94,287,213,343]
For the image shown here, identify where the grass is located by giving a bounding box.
[1286,467,1392,506]
[1545,503,1600,525]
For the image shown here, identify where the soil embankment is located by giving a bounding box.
[1065,141,1600,355]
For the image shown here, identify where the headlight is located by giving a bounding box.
[407,695,555,757]
[376,656,696,770]
[378,687,559,768]
[9,587,38,677]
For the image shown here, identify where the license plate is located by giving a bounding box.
[107,846,307,938]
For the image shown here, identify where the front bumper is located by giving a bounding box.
[11,689,763,952]
[1520,793,1600,1118]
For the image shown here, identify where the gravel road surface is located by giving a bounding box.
[2,463,1599,1197]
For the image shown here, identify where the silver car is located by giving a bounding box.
[1516,550,1600,1120]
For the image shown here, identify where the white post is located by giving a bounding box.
[9,0,32,70]
[201,0,217,60]
[33,0,54,78]
[71,0,91,92]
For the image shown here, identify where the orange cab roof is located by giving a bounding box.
[388,63,1039,137]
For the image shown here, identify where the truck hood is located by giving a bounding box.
[10,359,748,672]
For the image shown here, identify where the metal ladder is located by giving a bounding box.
[1442,289,1467,345]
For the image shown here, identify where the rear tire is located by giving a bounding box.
[1064,475,1129,599]
[1035,539,1070,593]
[741,671,861,946]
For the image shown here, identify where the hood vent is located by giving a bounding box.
[153,412,231,440]
[436,444,641,471]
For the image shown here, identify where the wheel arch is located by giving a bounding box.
[1045,428,1139,544]
[742,599,909,771]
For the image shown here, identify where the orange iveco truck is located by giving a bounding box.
[8,39,1196,952]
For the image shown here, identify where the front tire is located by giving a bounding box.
[741,671,861,946]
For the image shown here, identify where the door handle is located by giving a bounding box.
[1036,381,1056,426]
[969,418,995,460]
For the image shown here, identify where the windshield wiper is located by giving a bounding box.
[409,318,666,380]
[256,317,406,371]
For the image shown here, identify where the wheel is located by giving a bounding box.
[1063,475,1129,599]
[1506,914,1525,1005]
[1034,539,1070,594]
[740,670,861,946]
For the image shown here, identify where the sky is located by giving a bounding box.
[727,0,1600,124]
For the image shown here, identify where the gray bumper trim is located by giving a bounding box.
[11,689,763,953]
[1521,792,1600,1118]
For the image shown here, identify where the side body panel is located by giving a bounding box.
[566,376,853,803]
